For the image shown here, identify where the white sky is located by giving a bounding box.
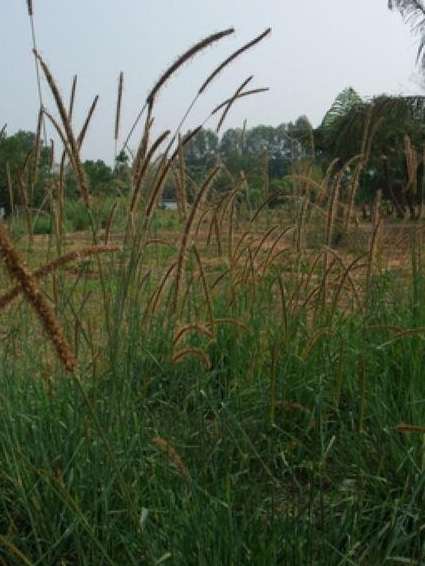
[1,1,422,163]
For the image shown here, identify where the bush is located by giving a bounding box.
[64,200,92,232]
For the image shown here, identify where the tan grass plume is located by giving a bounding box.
[0,224,77,372]
[34,50,90,207]
[147,28,235,107]
[199,27,271,94]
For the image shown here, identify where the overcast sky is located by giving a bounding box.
[1,1,422,163]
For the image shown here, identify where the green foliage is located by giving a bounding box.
[0,129,51,210]
[183,121,313,195]
[316,89,425,209]
[320,86,363,130]
[83,159,114,194]
[2,264,425,563]
[325,94,425,159]
[61,196,126,232]
[64,159,125,201]
[32,214,55,235]
[63,199,92,231]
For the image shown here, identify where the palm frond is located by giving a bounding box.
[319,93,425,161]
[321,87,363,130]
[389,0,425,65]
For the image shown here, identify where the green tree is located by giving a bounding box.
[84,160,114,195]
[185,128,219,178]
[317,90,425,216]
[0,129,50,211]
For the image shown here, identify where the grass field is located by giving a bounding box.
[2,23,425,565]
[2,203,425,565]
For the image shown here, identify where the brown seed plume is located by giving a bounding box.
[175,134,188,221]
[173,323,214,347]
[144,127,202,220]
[132,110,154,186]
[131,129,171,213]
[31,108,43,185]
[147,28,235,107]
[69,75,78,122]
[173,166,220,313]
[216,76,253,133]
[199,27,271,94]
[172,348,212,370]
[34,50,90,207]
[43,110,75,168]
[211,88,270,116]
[148,262,177,314]
[0,224,77,372]
[114,72,124,147]
[77,95,99,149]
[192,244,214,327]
[104,203,118,245]
[395,423,425,434]
[326,176,340,247]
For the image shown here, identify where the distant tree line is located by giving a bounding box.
[0,117,314,213]
[3,85,425,220]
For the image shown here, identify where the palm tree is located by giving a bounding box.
[316,90,425,218]
[389,0,425,66]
